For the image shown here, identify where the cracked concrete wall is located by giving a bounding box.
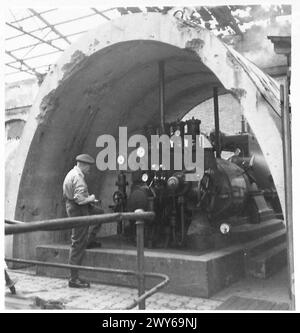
[5,13,284,260]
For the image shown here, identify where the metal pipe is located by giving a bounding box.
[5,211,155,235]
[241,115,246,133]
[5,257,169,310]
[280,83,295,310]
[126,274,170,309]
[5,210,170,310]
[5,219,25,225]
[5,257,167,279]
[213,87,221,158]
[135,209,145,310]
[179,196,185,246]
[5,257,140,277]
[159,60,165,134]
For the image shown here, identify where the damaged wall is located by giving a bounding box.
[5,13,284,259]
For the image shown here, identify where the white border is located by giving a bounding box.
[1,0,299,313]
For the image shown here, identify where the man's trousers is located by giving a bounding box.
[66,200,104,280]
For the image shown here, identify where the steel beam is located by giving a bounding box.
[6,50,60,66]
[6,13,102,40]
[10,9,58,24]
[213,86,221,158]
[8,30,87,52]
[280,82,295,310]
[91,8,111,21]
[29,9,71,45]
[5,63,37,77]
[159,60,166,133]
[6,22,64,52]
[5,50,42,77]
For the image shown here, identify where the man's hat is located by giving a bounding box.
[76,154,95,164]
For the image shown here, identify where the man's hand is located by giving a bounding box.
[76,194,98,205]
[88,194,96,202]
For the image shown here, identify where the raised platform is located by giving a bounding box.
[35,219,286,298]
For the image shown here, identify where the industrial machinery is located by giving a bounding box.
[110,84,282,250]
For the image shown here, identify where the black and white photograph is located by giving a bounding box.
[2,0,299,314]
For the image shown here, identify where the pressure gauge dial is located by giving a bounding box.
[142,173,149,182]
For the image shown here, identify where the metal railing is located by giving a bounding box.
[5,210,170,310]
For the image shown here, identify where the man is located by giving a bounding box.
[63,154,103,288]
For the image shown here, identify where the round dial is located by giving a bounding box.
[174,129,181,136]
[220,223,230,234]
[117,155,125,165]
[142,173,148,182]
[137,147,145,158]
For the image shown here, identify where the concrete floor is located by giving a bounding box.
[213,267,290,304]
[5,269,221,311]
[5,266,290,311]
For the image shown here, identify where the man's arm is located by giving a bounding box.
[75,194,96,205]
[73,177,96,205]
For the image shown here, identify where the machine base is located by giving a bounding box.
[34,219,286,298]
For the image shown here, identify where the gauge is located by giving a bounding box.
[137,146,146,158]
[117,155,125,165]
[142,173,149,182]
[174,129,181,136]
[220,223,230,234]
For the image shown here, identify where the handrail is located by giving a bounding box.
[5,211,154,234]
[4,257,170,310]
[5,210,169,310]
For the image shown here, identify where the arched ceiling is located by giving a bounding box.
[5,12,284,258]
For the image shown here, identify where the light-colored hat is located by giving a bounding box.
[76,154,95,164]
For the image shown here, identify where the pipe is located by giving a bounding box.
[5,211,155,235]
[213,87,221,158]
[159,60,165,134]
[5,257,142,277]
[5,219,25,225]
[135,209,145,310]
[125,274,170,310]
[280,83,295,310]
[241,115,246,133]
[179,196,185,246]
[5,257,169,310]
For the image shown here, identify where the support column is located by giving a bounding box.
[159,61,165,134]
[213,87,221,158]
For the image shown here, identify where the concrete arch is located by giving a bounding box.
[5,13,284,259]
